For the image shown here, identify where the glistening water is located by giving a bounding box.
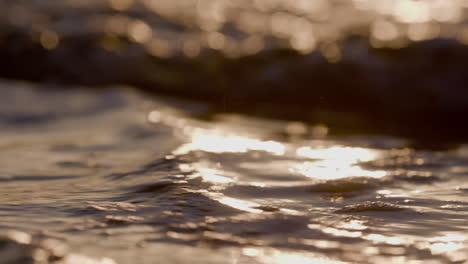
[2,0,468,263]
[1,80,467,264]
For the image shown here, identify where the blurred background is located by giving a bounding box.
[1,0,468,140]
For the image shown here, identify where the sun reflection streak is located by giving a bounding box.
[308,224,363,238]
[423,234,467,260]
[175,131,285,155]
[294,146,386,180]
[293,161,386,180]
[296,146,379,162]
[197,167,234,184]
[252,248,350,264]
[217,197,263,213]
[336,220,368,231]
[362,233,468,261]
[364,234,410,246]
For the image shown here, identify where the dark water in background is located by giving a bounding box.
[2,0,468,138]
[1,1,468,264]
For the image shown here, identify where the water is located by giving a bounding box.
[0,80,467,264]
[3,0,468,141]
[3,0,468,54]
[1,1,468,263]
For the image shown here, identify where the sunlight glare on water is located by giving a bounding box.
[174,129,285,155]
[217,197,263,214]
[255,249,350,264]
[425,234,468,261]
[294,146,387,180]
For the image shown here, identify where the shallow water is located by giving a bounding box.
[1,80,467,264]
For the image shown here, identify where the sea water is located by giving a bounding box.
[0,80,467,264]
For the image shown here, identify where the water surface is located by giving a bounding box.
[1,80,467,264]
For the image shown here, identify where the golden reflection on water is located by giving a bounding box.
[175,130,285,155]
[305,221,466,261]
[424,234,467,261]
[362,232,468,261]
[308,224,363,238]
[158,114,468,262]
[244,248,349,264]
[364,234,410,246]
[175,122,387,182]
[336,219,368,231]
[217,197,263,213]
[294,146,386,180]
[62,255,116,264]
[196,167,234,184]
[296,146,378,162]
